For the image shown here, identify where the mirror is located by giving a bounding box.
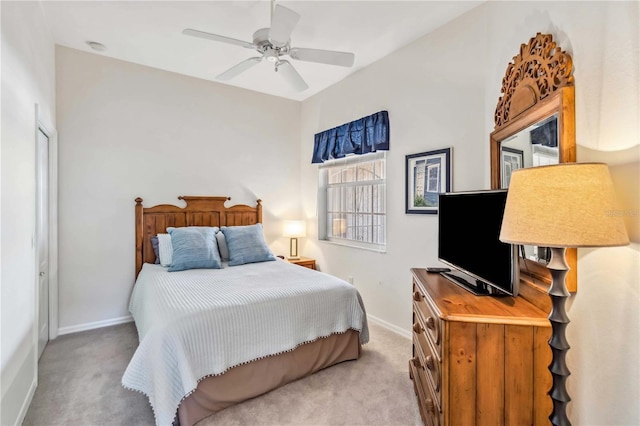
[489,33,577,292]
[501,115,558,265]
[501,114,559,188]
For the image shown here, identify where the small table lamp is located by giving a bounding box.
[283,220,306,260]
[500,163,629,426]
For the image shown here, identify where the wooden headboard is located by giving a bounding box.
[135,196,262,278]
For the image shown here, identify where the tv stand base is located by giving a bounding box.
[440,272,490,296]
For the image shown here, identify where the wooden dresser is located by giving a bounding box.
[409,268,552,426]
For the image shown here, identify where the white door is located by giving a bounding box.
[37,127,49,359]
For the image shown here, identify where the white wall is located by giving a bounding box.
[6,1,637,424]
[301,1,639,424]
[55,47,301,331]
[0,2,56,425]
[301,4,489,332]
[484,3,639,422]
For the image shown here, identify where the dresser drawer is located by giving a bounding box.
[413,326,441,409]
[410,357,441,426]
[413,282,442,358]
[410,268,552,426]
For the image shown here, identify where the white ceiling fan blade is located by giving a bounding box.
[268,5,300,47]
[276,60,308,92]
[182,28,255,49]
[216,57,262,81]
[289,47,355,67]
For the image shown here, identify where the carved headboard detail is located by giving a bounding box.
[494,32,574,129]
[134,196,262,278]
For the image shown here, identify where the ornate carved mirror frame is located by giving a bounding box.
[490,33,577,293]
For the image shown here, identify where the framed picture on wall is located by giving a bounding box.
[405,148,452,214]
[501,146,524,187]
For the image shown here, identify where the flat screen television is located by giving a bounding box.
[438,189,519,296]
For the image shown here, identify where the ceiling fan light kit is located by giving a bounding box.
[182,2,355,92]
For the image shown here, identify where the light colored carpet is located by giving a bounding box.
[23,321,421,426]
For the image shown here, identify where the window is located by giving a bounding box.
[426,163,440,193]
[318,152,386,251]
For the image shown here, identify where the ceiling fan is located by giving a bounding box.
[182,1,355,92]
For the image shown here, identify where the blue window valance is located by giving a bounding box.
[311,110,389,164]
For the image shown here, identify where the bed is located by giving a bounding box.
[122,196,369,426]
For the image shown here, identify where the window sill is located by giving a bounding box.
[319,238,386,253]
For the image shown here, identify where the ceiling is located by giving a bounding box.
[40,1,483,101]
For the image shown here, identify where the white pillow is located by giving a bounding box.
[157,233,173,267]
[216,231,230,261]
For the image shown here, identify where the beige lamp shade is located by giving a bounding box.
[283,220,306,238]
[500,163,629,248]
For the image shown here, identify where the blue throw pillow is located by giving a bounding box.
[221,224,275,266]
[168,227,222,272]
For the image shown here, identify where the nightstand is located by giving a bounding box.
[286,257,316,270]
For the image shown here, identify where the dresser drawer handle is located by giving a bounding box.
[413,291,422,301]
[426,397,436,413]
[412,357,421,368]
[413,322,422,334]
[425,355,435,371]
[426,316,436,330]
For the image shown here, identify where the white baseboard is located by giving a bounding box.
[57,315,133,336]
[15,377,37,426]
[1,372,36,426]
[367,314,411,339]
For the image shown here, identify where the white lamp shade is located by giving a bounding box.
[283,220,306,238]
[500,163,629,248]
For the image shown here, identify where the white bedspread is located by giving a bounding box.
[121,259,368,426]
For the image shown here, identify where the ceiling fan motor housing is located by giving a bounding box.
[253,28,289,63]
[254,28,288,47]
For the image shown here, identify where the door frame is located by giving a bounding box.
[34,104,58,347]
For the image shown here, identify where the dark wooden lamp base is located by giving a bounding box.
[547,247,572,426]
